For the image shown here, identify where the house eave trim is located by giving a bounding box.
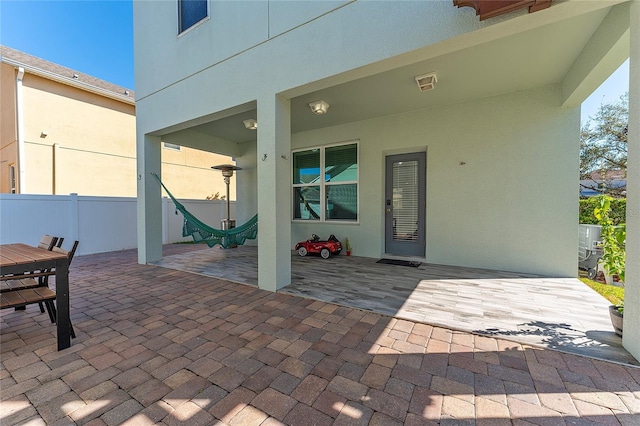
[2,57,135,105]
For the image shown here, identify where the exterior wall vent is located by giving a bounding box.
[414,73,437,92]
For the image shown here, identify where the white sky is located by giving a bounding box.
[581,59,630,124]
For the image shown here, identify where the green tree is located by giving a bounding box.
[580,92,628,197]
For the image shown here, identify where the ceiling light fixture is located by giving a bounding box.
[243,119,257,130]
[414,72,437,92]
[308,100,330,115]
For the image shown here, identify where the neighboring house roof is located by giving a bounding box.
[0,45,134,105]
[587,169,626,180]
[580,179,627,197]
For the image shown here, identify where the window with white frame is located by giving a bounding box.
[178,0,208,34]
[9,164,16,193]
[292,142,358,221]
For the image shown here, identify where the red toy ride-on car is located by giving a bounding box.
[295,234,342,259]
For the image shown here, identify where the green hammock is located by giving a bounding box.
[152,173,257,248]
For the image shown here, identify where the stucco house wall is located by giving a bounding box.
[19,72,137,195]
[133,0,640,362]
[0,46,233,199]
[235,85,578,276]
[134,1,496,130]
[134,1,353,101]
[133,1,603,269]
[0,62,18,193]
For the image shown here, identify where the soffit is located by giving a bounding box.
[182,6,610,146]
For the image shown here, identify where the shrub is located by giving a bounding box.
[593,195,626,283]
[579,197,625,225]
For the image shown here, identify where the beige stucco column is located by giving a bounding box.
[137,134,163,264]
[256,94,291,291]
[623,0,640,360]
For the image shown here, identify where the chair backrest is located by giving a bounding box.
[52,241,79,265]
[56,237,65,248]
[38,235,58,251]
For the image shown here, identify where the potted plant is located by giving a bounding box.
[581,276,625,337]
[609,302,624,337]
[594,195,626,283]
[593,195,626,336]
[344,237,352,256]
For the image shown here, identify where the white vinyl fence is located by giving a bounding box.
[0,193,234,256]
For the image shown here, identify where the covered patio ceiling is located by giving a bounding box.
[164,4,628,150]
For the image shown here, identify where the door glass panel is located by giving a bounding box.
[392,160,419,241]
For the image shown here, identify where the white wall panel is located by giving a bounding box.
[0,194,232,256]
[77,197,138,254]
[0,194,72,247]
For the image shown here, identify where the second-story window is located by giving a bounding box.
[163,142,182,151]
[179,0,208,34]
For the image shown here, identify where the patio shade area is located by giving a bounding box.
[155,244,638,366]
[0,244,638,425]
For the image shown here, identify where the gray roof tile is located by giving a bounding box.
[0,45,134,100]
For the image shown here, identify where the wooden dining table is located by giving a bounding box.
[0,243,71,350]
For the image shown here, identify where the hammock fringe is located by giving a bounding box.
[152,173,257,248]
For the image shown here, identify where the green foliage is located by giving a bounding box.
[206,192,226,200]
[593,195,626,283]
[344,237,352,251]
[580,92,628,186]
[579,198,626,225]
[579,277,624,306]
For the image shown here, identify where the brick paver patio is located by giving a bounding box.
[1,244,639,425]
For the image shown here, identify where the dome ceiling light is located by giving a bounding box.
[243,119,257,130]
[308,100,330,115]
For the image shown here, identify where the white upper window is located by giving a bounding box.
[178,0,208,34]
[163,142,182,151]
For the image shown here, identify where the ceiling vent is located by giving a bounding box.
[414,72,437,92]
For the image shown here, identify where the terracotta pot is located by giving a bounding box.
[346,250,351,256]
[609,305,623,337]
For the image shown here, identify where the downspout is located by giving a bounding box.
[52,143,59,194]
[16,66,26,193]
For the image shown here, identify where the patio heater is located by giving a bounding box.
[211,164,242,232]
